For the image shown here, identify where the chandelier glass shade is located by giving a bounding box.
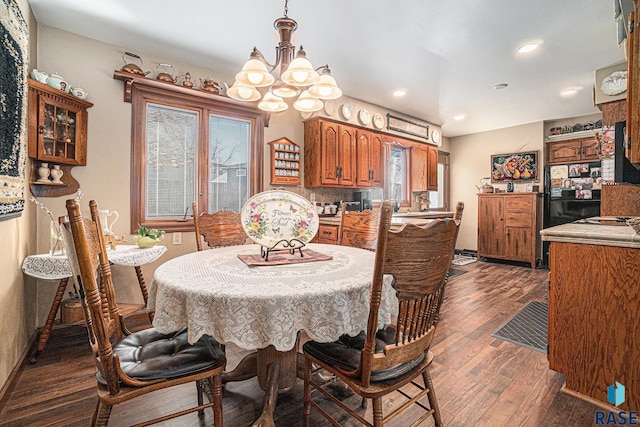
[227,0,341,113]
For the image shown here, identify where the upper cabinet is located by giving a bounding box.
[546,137,600,165]
[355,129,383,187]
[304,118,356,187]
[28,78,92,166]
[410,143,438,191]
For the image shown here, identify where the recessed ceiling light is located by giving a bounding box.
[454,114,466,121]
[560,86,583,97]
[493,83,509,90]
[393,88,407,97]
[517,43,539,54]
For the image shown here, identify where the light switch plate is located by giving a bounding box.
[173,232,182,245]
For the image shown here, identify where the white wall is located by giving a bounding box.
[449,122,544,251]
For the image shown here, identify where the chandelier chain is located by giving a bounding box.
[284,0,288,17]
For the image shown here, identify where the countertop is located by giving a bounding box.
[319,211,454,226]
[540,217,640,249]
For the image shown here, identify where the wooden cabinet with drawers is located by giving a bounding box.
[546,137,599,165]
[477,193,542,268]
[311,224,339,244]
[304,119,356,187]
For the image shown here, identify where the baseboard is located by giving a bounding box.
[455,249,478,257]
[0,328,38,413]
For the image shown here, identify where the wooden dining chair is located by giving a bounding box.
[62,199,226,427]
[303,200,464,427]
[338,204,381,251]
[192,202,247,250]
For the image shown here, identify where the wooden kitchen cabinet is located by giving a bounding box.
[355,129,383,187]
[409,143,438,192]
[548,241,640,410]
[477,193,541,268]
[27,78,93,197]
[304,118,356,188]
[312,224,339,244]
[627,6,640,167]
[546,137,599,165]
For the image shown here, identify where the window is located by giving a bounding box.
[428,152,450,211]
[131,83,264,232]
[371,142,411,205]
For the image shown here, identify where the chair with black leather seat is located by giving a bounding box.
[62,199,226,427]
[192,202,247,250]
[303,200,464,427]
[338,204,381,251]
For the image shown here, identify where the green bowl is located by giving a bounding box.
[135,236,159,248]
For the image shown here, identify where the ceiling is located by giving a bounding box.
[28,0,627,138]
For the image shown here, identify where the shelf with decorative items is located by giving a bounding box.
[27,78,92,197]
[269,137,301,185]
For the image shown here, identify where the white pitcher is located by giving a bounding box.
[98,210,119,236]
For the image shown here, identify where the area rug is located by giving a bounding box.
[452,254,477,266]
[491,301,548,353]
[0,0,29,220]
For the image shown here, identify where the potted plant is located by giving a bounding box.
[135,226,165,248]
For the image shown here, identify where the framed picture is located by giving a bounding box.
[386,114,429,140]
[491,151,539,183]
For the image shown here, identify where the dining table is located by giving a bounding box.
[148,243,397,420]
[22,244,167,363]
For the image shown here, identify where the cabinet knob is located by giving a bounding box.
[38,125,45,134]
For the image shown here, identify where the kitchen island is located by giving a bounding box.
[540,218,640,411]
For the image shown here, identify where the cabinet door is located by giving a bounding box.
[356,130,372,186]
[410,144,428,191]
[547,140,581,164]
[580,137,600,161]
[369,133,384,187]
[320,121,340,185]
[427,145,438,191]
[504,226,533,261]
[338,126,356,187]
[477,196,504,257]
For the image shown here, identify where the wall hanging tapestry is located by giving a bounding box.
[0,0,28,220]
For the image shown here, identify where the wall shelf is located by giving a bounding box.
[546,129,598,142]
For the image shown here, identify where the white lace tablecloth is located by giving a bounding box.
[22,245,167,280]
[149,243,398,351]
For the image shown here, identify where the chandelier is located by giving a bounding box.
[226,0,342,113]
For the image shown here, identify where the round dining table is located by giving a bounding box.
[148,243,397,392]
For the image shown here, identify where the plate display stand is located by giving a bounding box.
[260,238,306,262]
[241,190,319,260]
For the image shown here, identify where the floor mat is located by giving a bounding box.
[448,268,467,279]
[452,254,477,266]
[491,301,548,353]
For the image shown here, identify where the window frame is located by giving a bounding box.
[382,140,412,207]
[130,83,264,233]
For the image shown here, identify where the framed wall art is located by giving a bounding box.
[490,151,539,183]
[0,0,29,221]
[386,114,429,140]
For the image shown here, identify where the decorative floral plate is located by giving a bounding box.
[241,190,319,249]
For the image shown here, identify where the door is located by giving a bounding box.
[410,144,428,191]
[547,140,581,164]
[427,145,438,191]
[478,196,504,258]
[580,138,600,161]
[370,133,384,187]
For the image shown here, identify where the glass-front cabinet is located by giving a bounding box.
[28,78,92,166]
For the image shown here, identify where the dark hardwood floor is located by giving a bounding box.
[0,260,603,426]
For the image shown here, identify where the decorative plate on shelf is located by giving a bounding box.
[431,129,441,146]
[340,103,353,120]
[241,190,319,249]
[300,111,313,120]
[372,113,384,130]
[324,99,336,116]
[358,109,371,126]
[601,70,627,96]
